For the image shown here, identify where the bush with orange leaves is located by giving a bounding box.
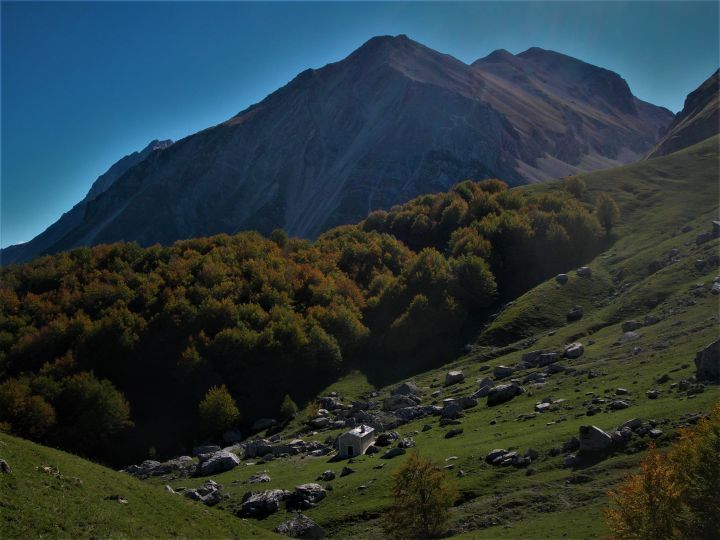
[605,401,720,539]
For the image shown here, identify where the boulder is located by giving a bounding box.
[274,514,326,539]
[286,484,326,510]
[608,400,630,410]
[394,406,432,422]
[485,449,508,464]
[457,396,478,409]
[0,459,11,474]
[694,339,719,382]
[579,425,613,453]
[185,479,224,506]
[618,418,642,431]
[566,306,583,322]
[441,403,464,420]
[555,273,568,285]
[564,342,584,359]
[241,489,292,517]
[445,428,463,439]
[487,383,524,406]
[576,266,592,278]
[374,432,399,447]
[619,331,641,343]
[644,314,660,326]
[537,353,560,366]
[339,466,355,477]
[310,417,330,429]
[535,402,551,413]
[622,320,643,332]
[397,438,415,449]
[152,456,196,477]
[196,451,240,476]
[493,365,514,379]
[252,418,277,432]
[244,438,274,458]
[649,429,663,439]
[391,380,419,396]
[381,447,406,459]
[383,394,418,412]
[317,470,335,482]
[444,370,465,386]
[248,472,271,484]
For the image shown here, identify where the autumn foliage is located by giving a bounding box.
[605,402,720,539]
[383,452,459,539]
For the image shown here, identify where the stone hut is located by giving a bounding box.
[337,425,375,458]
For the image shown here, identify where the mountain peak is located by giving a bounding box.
[478,48,515,63]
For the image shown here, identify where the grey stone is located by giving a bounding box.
[185,479,224,506]
[445,428,463,439]
[555,273,568,284]
[608,400,631,410]
[197,450,240,476]
[391,380,419,396]
[618,418,642,431]
[0,459,10,474]
[694,339,719,382]
[493,365,514,379]
[383,394,418,412]
[248,472,271,484]
[441,403,464,420]
[619,331,641,343]
[339,466,355,477]
[444,370,465,386]
[622,320,643,332]
[644,314,660,326]
[567,306,583,322]
[241,489,292,517]
[576,266,592,278]
[381,447,406,459]
[579,425,613,453]
[487,383,524,406]
[286,484,326,511]
[274,514,326,539]
[317,470,335,482]
[564,342,584,359]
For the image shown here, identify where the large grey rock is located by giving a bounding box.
[244,438,274,458]
[275,514,326,539]
[695,339,719,382]
[493,365,514,379]
[383,394,418,412]
[241,489,292,517]
[391,380,419,396]
[566,306,583,322]
[441,402,464,420]
[579,425,613,453]
[622,320,643,332]
[457,396,478,409]
[487,383,524,406]
[317,470,335,482]
[576,266,592,278]
[152,456,196,477]
[564,342,584,359]
[381,447,406,459]
[196,451,240,476]
[444,370,465,386]
[248,472,271,484]
[555,273,568,284]
[619,331,641,343]
[286,483,327,510]
[185,479,224,506]
[0,459,11,474]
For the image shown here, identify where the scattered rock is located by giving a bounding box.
[444,370,465,386]
[2,459,13,474]
[274,514,326,539]
[445,429,463,439]
[339,466,354,478]
[535,402,551,413]
[241,489,292,517]
[555,274,569,285]
[566,306,583,322]
[391,380,419,396]
[608,400,630,410]
[694,339,719,382]
[286,484,326,511]
[248,472,271,484]
[649,429,663,439]
[619,331,641,343]
[383,394,418,412]
[493,365,514,379]
[197,450,240,476]
[317,470,335,482]
[615,388,629,395]
[441,402,465,420]
[185,480,224,506]
[374,432,399,447]
[644,314,660,326]
[646,389,660,400]
[564,342,584,359]
[397,438,415,449]
[576,267,592,278]
[621,320,643,332]
[487,383,524,406]
[579,425,613,453]
[381,447,406,459]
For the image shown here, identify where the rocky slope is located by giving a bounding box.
[646,69,718,158]
[4,36,672,262]
[1,139,172,265]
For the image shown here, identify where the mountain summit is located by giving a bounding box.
[3,36,673,262]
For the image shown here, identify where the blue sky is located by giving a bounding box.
[2,1,718,248]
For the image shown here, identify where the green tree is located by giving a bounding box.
[384,452,459,539]
[269,228,289,248]
[564,176,587,198]
[596,192,620,234]
[198,384,240,437]
[279,394,298,420]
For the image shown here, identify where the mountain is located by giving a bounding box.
[1,139,172,265]
[646,69,719,158]
[3,35,672,262]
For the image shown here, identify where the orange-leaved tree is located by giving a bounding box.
[605,401,720,539]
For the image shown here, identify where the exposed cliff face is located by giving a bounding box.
[4,35,673,262]
[646,70,719,159]
[1,140,172,265]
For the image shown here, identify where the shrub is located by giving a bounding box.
[564,176,586,198]
[383,452,458,539]
[198,384,240,437]
[605,402,720,539]
[279,394,298,420]
[596,192,620,234]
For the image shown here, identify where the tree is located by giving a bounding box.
[596,193,620,234]
[564,176,586,198]
[269,228,288,248]
[383,452,458,539]
[605,402,720,539]
[279,394,298,420]
[198,384,240,437]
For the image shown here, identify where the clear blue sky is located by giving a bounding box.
[2,1,718,248]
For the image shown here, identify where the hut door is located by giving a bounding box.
[347,445,354,457]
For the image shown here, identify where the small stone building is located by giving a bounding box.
[337,425,375,458]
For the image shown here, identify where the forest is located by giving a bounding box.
[0,178,611,464]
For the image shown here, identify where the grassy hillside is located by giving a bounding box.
[139,137,719,538]
[0,433,275,539]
